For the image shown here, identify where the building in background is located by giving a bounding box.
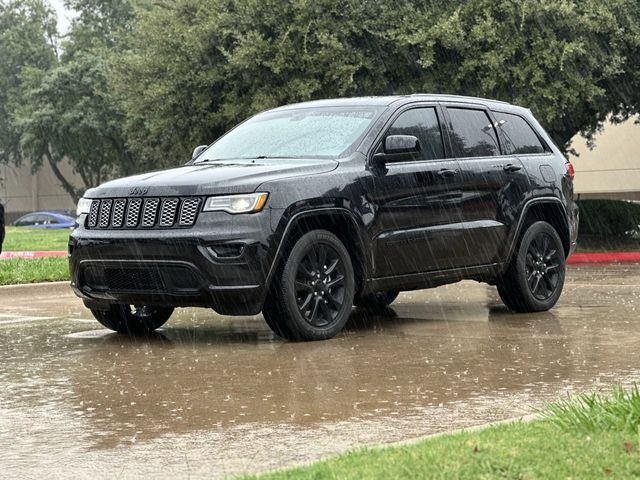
[570,118,640,201]
[0,160,82,223]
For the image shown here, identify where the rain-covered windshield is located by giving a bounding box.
[195,107,382,161]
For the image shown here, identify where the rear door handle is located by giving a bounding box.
[437,168,458,177]
[503,164,522,173]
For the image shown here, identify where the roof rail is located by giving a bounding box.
[408,93,511,105]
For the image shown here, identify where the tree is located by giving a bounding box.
[0,0,137,203]
[112,0,640,164]
[0,0,56,164]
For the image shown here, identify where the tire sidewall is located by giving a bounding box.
[281,230,355,340]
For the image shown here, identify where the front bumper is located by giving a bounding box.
[69,210,277,315]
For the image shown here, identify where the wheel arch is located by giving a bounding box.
[266,208,371,295]
[506,198,571,263]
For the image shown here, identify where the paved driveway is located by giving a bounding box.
[1,265,639,478]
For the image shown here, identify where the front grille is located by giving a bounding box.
[104,267,165,291]
[86,197,201,229]
[82,264,201,294]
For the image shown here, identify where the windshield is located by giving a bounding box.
[196,106,382,161]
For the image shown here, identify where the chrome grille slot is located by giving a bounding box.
[179,198,201,226]
[126,198,142,228]
[88,200,100,227]
[99,200,113,228]
[142,198,160,227]
[160,198,179,227]
[112,199,127,228]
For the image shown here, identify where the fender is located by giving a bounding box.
[504,196,569,264]
[265,207,372,286]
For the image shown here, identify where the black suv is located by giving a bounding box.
[70,95,578,340]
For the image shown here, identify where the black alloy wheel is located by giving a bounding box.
[295,243,347,327]
[262,230,355,341]
[525,231,562,301]
[497,221,566,313]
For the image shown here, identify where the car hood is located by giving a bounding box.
[84,159,339,198]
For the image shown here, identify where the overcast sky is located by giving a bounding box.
[48,0,75,34]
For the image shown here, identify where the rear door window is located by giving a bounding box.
[386,107,445,161]
[446,108,500,158]
[492,111,547,154]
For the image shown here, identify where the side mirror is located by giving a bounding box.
[384,135,421,155]
[192,145,208,160]
[372,135,421,167]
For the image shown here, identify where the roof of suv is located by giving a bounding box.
[271,94,516,111]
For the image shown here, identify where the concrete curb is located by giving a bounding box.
[372,413,539,450]
[0,281,69,290]
[0,251,67,259]
[567,252,640,264]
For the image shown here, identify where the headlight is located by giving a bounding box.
[76,197,92,216]
[202,193,268,214]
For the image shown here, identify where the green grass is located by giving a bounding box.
[2,226,70,251]
[251,387,640,480]
[542,385,640,433]
[0,257,69,285]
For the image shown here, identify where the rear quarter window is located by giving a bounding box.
[492,111,547,154]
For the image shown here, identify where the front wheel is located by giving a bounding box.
[90,304,174,334]
[262,229,355,341]
[497,221,566,313]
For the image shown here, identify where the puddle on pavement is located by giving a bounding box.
[1,265,640,478]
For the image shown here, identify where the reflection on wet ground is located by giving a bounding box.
[1,264,639,478]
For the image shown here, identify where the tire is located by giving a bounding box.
[262,229,355,341]
[497,221,566,313]
[353,290,399,310]
[90,304,174,334]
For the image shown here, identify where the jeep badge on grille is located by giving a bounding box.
[129,187,149,196]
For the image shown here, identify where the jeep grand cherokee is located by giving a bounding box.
[70,95,579,341]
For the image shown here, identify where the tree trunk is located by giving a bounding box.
[45,150,81,204]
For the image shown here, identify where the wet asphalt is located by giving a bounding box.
[0,264,639,478]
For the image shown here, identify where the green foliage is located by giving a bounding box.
[0,0,137,202]
[112,0,640,166]
[578,199,640,237]
[0,0,56,164]
[2,0,640,196]
[543,385,640,433]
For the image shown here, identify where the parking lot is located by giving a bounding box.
[1,264,639,478]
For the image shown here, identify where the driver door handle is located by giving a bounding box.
[503,163,522,173]
[437,168,458,177]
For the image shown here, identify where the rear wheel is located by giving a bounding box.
[262,230,355,341]
[90,304,174,334]
[497,221,565,312]
[353,290,399,310]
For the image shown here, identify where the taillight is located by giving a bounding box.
[565,162,575,180]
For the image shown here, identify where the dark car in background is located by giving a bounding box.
[70,94,578,341]
[14,211,75,229]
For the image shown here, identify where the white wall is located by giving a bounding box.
[570,119,640,200]
[0,159,83,221]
